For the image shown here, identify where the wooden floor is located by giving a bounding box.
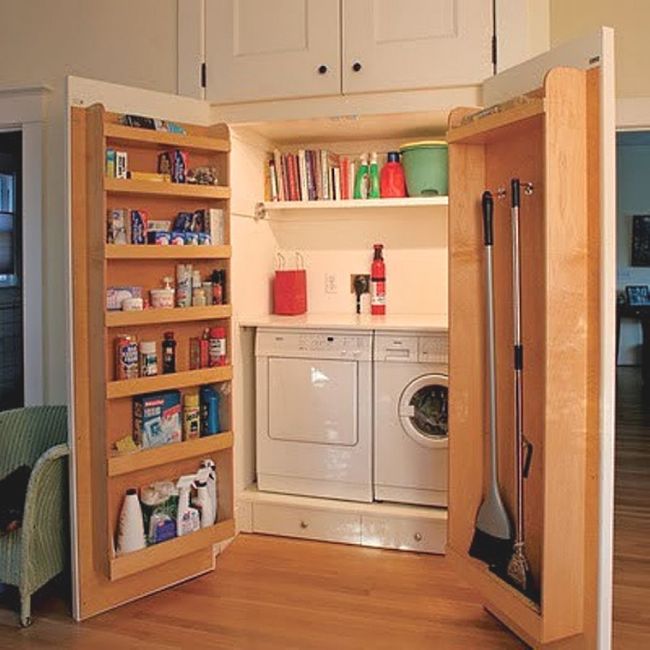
[0,367,648,649]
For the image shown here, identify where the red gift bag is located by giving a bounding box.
[274,252,307,315]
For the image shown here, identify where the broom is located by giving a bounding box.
[469,191,513,568]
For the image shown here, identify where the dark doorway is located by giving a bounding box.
[0,131,23,410]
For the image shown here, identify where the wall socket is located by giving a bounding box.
[324,273,338,294]
[350,274,370,294]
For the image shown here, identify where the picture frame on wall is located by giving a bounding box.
[625,285,650,307]
[631,214,650,266]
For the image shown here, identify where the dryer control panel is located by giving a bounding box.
[256,328,373,361]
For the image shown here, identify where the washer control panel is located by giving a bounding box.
[256,329,373,360]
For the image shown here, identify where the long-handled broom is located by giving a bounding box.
[469,191,513,568]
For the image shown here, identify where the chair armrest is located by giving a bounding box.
[19,444,69,593]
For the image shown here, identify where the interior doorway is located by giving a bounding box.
[0,130,23,411]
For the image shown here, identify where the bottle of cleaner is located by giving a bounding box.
[353,154,369,199]
[371,243,386,315]
[380,152,406,198]
[368,152,380,199]
[200,385,221,436]
[193,474,214,528]
[116,488,146,555]
[176,475,200,536]
[200,458,218,524]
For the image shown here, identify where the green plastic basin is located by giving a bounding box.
[399,140,448,197]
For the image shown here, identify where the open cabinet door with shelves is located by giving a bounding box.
[447,29,615,649]
[70,97,235,619]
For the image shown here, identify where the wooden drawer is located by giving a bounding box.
[252,502,361,545]
[361,514,446,554]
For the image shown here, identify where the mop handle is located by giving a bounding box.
[482,191,498,488]
[511,178,526,544]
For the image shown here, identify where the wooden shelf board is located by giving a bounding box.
[107,366,233,399]
[104,177,230,200]
[108,431,233,477]
[446,98,546,144]
[261,197,448,213]
[109,519,235,581]
[104,122,230,153]
[106,305,231,327]
[105,244,231,260]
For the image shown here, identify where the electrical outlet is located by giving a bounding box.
[325,273,338,294]
[350,274,370,294]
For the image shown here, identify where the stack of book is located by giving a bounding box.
[267,149,356,201]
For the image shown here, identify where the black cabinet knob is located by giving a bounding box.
[352,61,362,72]
[318,64,328,75]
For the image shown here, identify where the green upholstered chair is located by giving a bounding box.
[0,406,68,626]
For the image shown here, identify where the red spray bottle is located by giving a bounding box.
[371,244,386,315]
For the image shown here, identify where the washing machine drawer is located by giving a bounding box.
[253,502,362,545]
[361,513,446,554]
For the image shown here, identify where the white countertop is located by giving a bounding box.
[238,313,448,332]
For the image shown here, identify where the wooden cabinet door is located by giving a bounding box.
[205,0,340,103]
[342,0,492,94]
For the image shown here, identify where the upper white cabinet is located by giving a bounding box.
[205,0,341,103]
[200,0,493,103]
[342,0,493,94]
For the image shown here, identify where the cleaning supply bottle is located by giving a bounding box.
[200,458,218,524]
[368,152,380,199]
[116,488,146,555]
[200,385,221,436]
[353,154,369,199]
[176,475,200,536]
[371,243,386,315]
[193,470,214,528]
[380,152,406,198]
[182,392,200,440]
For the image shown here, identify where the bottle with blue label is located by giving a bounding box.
[200,385,220,436]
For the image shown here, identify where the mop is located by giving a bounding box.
[504,178,534,597]
[469,191,514,569]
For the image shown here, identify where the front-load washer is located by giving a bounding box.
[374,331,448,507]
[256,328,373,502]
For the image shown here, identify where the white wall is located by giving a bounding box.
[0,0,179,403]
[616,132,650,365]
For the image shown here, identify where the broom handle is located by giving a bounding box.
[482,191,498,489]
[511,179,525,545]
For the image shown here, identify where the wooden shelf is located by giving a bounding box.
[446,98,545,145]
[109,519,235,581]
[105,244,231,260]
[106,305,231,327]
[105,122,230,153]
[107,366,233,399]
[259,196,447,215]
[105,177,230,200]
[108,431,233,477]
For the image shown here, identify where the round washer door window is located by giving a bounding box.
[398,374,448,448]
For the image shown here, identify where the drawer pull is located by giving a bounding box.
[413,532,422,542]
[300,520,309,529]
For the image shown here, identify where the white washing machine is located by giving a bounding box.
[374,331,448,507]
[256,328,373,502]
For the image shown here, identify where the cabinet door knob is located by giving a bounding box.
[352,61,363,72]
[413,532,422,542]
[300,520,309,529]
[317,64,328,75]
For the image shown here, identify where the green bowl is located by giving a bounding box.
[400,140,448,197]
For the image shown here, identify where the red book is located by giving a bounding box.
[287,154,298,201]
[281,154,290,201]
[340,157,350,200]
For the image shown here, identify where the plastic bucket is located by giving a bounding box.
[399,141,448,197]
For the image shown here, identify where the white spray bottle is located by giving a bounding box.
[176,474,200,536]
[193,477,214,529]
[199,458,218,524]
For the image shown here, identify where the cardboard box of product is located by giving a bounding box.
[133,390,182,448]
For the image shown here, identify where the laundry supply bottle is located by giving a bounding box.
[200,458,218,524]
[116,488,146,555]
[368,152,380,198]
[353,154,369,199]
[200,385,221,436]
[380,152,406,198]
[193,471,214,528]
[371,243,386,315]
[176,475,200,536]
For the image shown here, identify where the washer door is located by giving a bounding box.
[398,373,448,449]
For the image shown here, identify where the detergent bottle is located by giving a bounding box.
[194,467,215,527]
[176,474,200,536]
[200,458,218,524]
